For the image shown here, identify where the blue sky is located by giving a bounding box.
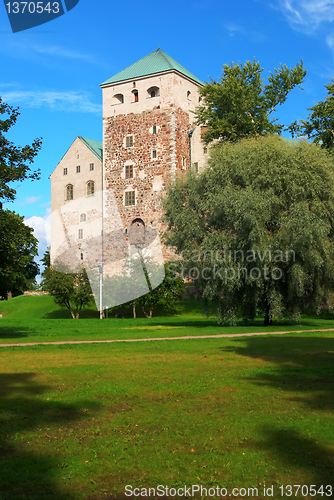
[1,0,334,271]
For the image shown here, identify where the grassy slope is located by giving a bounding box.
[1,296,334,345]
[0,295,98,320]
[0,332,333,499]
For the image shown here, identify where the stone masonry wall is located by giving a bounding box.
[103,106,192,260]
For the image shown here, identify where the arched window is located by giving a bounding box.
[132,90,139,103]
[66,184,73,200]
[147,86,160,98]
[112,93,124,104]
[87,181,94,196]
[80,213,86,222]
[187,90,191,100]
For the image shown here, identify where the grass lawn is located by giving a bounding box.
[1,296,334,499]
[1,295,334,345]
[0,329,334,499]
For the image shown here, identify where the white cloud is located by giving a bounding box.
[20,42,98,63]
[17,196,41,205]
[326,32,334,49]
[274,0,334,31]
[0,38,103,66]
[224,23,266,42]
[24,213,51,277]
[24,214,50,245]
[40,201,51,208]
[0,88,101,114]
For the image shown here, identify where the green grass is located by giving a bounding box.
[0,331,334,499]
[1,295,334,345]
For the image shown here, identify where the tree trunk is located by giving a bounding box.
[142,306,149,318]
[133,300,136,319]
[264,304,272,326]
[149,305,153,318]
[69,307,76,319]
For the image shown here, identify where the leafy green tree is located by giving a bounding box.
[163,135,334,325]
[299,79,334,151]
[41,251,93,319]
[138,262,185,318]
[0,209,39,298]
[196,59,306,144]
[0,97,42,203]
[0,97,42,297]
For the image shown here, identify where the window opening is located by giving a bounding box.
[87,181,95,196]
[126,136,133,147]
[125,165,133,178]
[66,185,73,200]
[125,191,135,206]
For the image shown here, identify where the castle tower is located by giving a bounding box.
[49,50,206,294]
[100,49,204,259]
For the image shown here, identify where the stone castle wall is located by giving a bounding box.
[103,105,192,250]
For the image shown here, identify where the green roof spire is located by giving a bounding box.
[100,49,203,86]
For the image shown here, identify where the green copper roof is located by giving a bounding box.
[79,137,103,161]
[101,49,203,86]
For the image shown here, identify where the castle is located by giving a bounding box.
[49,49,207,306]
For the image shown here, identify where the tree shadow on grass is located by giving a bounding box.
[257,427,334,489]
[222,336,334,488]
[0,372,101,500]
[42,308,99,320]
[222,336,334,411]
[0,325,31,340]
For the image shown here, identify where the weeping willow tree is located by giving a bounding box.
[163,135,334,325]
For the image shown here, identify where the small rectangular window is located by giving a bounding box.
[153,125,157,134]
[90,163,94,171]
[125,165,133,178]
[126,136,133,148]
[152,150,157,159]
[76,165,80,173]
[78,229,83,239]
[125,191,135,206]
[63,168,67,175]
